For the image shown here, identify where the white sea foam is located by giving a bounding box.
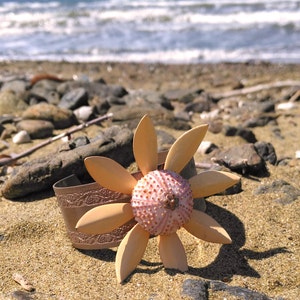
[0,0,299,63]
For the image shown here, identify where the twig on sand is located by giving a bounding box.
[211,80,300,100]
[0,113,113,167]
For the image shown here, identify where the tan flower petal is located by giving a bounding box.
[84,156,137,195]
[158,233,188,272]
[164,124,208,173]
[133,114,158,176]
[116,223,150,283]
[76,203,134,235]
[184,210,232,244]
[189,171,240,198]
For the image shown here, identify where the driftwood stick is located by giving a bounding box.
[211,80,300,100]
[0,113,113,167]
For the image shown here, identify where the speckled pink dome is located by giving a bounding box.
[131,170,193,236]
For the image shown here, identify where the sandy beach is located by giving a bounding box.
[0,61,300,300]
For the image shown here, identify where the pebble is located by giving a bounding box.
[22,103,77,129]
[253,179,300,205]
[0,90,28,115]
[73,105,94,122]
[254,141,277,165]
[223,125,257,143]
[58,87,88,110]
[12,130,31,144]
[182,279,277,300]
[277,102,298,110]
[212,143,268,176]
[16,119,54,139]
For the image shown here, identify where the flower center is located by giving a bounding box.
[131,170,193,236]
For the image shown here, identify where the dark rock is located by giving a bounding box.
[208,120,223,134]
[59,87,89,110]
[1,126,134,199]
[156,130,176,151]
[57,81,128,99]
[224,125,257,143]
[11,290,34,300]
[89,96,111,115]
[29,79,61,104]
[184,93,212,113]
[254,141,277,165]
[0,90,28,115]
[209,280,275,300]
[22,103,78,129]
[16,120,54,139]
[213,144,268,176]
[243,115,277,128]
[174,110,191,122]
[182,279,208,300]
[253,179,300,205]
[182,279,278,300]
[123,90,173,110]
[258,101,275,113]
[163,88,202,104]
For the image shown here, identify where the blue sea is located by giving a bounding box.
[0,0,300,64]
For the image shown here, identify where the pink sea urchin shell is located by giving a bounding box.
[131,170,193,236]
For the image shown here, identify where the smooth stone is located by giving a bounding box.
[123,90,173,110]
[58,87,89,110]
[22,103,78,129]
[0,90,28,115]
[209,280,275,300]
[223,125,257,143]
[29,79,61,104]
[254,141,277,165]
[184,92,212,113]
[1,79,27,95]
[16,120,54,139]
[181,279,208,300]
[57,81,128,99]
[257,100,275,113]
[277,102,298,110]
[73,106,94,122]
[88,96,110,115]
[253,179,300,205]
[212,143,268,176]
[163,88,202,103]
[243,114,277,128]
[182,279,277,300]
[12,130,31,144]
[1,126,134,199]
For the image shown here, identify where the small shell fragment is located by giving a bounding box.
[296,150,300,159]
[12,273,35,292]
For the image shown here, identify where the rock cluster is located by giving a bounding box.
[0,73,299,202]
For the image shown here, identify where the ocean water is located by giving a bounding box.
[0,0,300,64]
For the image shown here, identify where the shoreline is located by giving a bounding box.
[0,60,299,299]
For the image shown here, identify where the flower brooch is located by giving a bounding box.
[76,115,240,283]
